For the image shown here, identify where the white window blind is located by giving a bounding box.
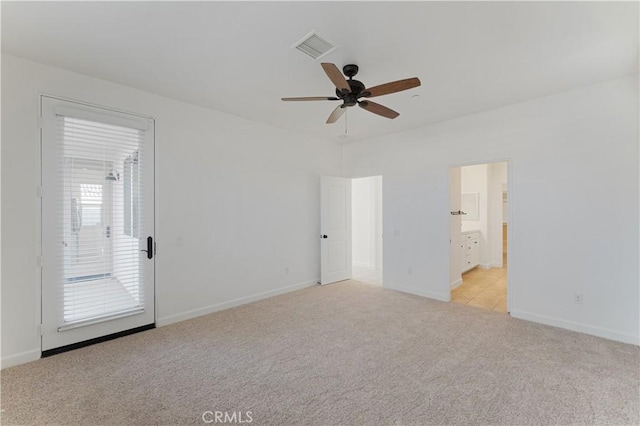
[57,115,148,326]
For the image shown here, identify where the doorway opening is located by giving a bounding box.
[352,176,383,285]
[449,161,508,313]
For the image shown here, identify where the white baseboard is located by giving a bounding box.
[479,263,491,270]
[157,279,318,327]
[510,309,639,346]
[490,261,503,268]
[352,261,371,269]
[384,282,450,302]
[450,278,463,290]
[1,349,40,370]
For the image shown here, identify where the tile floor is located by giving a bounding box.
[451,224,508,313]
[451,266,507,313]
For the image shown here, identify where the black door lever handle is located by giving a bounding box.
[141,236,153,259]
[321,235,328,239]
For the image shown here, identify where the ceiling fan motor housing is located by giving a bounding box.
[334,64,365,106]
[337,80,365,106]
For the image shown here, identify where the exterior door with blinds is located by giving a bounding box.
[40,96,155,352]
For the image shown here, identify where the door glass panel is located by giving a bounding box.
[60,117,145,324]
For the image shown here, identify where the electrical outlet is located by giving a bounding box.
[573,294,583,305]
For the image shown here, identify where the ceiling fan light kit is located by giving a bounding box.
[282,63,421,124]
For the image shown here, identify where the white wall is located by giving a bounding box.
[502,184,508,224]
[461,164,489,267]
[2,54,637,369]
[374,177,383,270]
[449,167,462,288]
[488,162,508,267]
[461,162,507,269]
[1,54,343,367]
[352,176,382,270]
[461,164,487,233]
[352,178,372,267]
[344,75,639,344]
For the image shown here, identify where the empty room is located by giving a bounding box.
[1,2,638,425]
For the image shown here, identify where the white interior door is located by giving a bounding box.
[321,176,352,285]
[449,167,462,288]
[41,96,155,352]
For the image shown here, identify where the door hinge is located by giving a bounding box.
[37,186,43,198]
[38,324,44,336]
[37,255,43,268]
[154,241,157,256]
[37,117,43,129]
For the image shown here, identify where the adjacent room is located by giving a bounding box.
[450,161,508,313]
[1,2,638,425]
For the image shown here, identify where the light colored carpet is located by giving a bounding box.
[2,280,638,425]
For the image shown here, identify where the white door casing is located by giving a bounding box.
[40,96,155,352]
[449,167,462,289]
[320,176,352,285]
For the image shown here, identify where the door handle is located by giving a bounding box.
[321,235,328,239]
[141,236,153,259]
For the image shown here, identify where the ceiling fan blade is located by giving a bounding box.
[362,77,421,98]
[358,100,399,119]
[321,63,351,94]
[326,105,346,124]
[281,96,340,101]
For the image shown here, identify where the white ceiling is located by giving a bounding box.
[2,1,638,143]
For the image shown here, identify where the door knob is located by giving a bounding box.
[321,235,328,239]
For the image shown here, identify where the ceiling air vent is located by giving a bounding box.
[292,31,336,60]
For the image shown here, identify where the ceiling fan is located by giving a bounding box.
[282,63,421,124]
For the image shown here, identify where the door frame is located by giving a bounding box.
[37,93,158,355]
[447,158,513,312]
